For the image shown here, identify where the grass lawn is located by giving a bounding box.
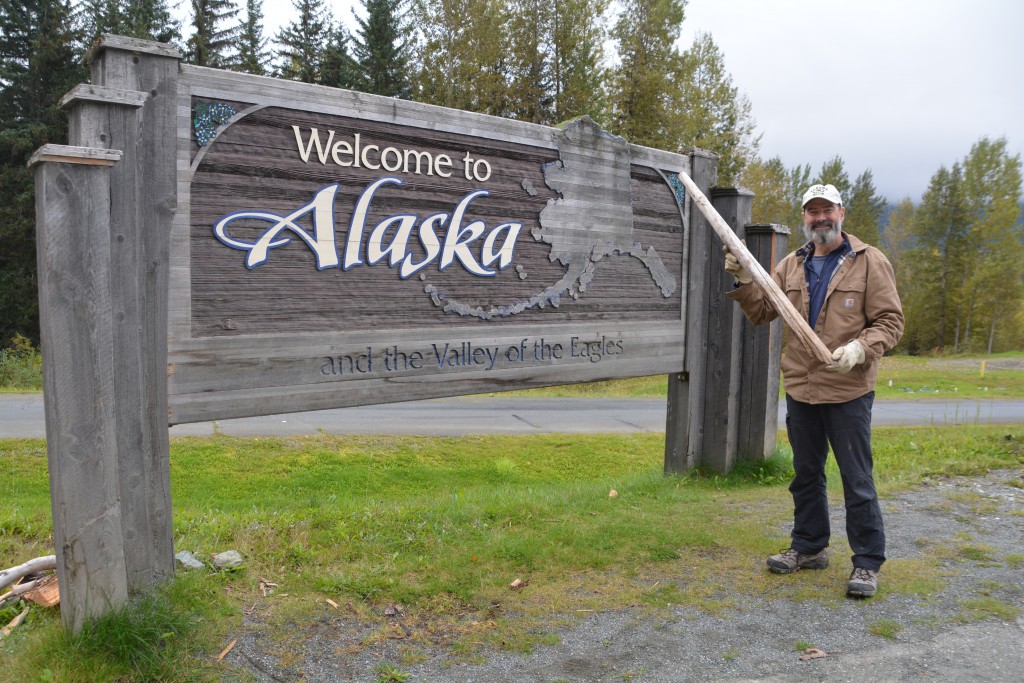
[497,352,1024,401]
[1,425,1022,681]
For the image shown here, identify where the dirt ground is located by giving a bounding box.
[223,467,1024,682]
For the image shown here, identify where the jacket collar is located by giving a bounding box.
[796,232,864,260]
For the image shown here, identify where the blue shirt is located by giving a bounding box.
[801,237,852,329]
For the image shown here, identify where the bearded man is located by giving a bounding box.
[723,184,904,598]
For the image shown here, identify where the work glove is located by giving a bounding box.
[827,339,865,373]
[722,244,751,284]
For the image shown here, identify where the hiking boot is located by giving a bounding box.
[766,547,829,574]
[847,567,878,597]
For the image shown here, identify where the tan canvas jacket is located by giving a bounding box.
[727,233,904,404]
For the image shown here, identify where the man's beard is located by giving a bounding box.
[803,219,842,246]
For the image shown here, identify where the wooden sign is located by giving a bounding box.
[168,67,693,423]
[36,35,785,633]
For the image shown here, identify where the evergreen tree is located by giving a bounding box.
[608,0,684,148]
[549,0,608,125]
[905,163,969,352]
[812,155,851,199]
[844,169,886,246]
[185,0,241,68]
[670,31,760,185]
[123,0,180,43]
[413,0,511,116]
[235,0,271,75]
[506,0,553,123]
[351,0,411,97]
[82,0,124,42]
[320,22,362,89]
[742,156,790,226]
[275,0,330,83]
[881,197,915,285]
[0,0,86,345]
[958,137,1023,352]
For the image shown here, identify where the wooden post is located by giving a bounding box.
[736,224,790,461]
[665,152,717,473]
[31,145,128,633]
[699,188,753,473]
[78,35,181,591]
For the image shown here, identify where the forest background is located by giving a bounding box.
[1,0,1021,357]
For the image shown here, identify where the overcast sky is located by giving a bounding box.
[205,0,1023,202]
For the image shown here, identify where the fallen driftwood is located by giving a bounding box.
[0,556,57,592]
[0,607,30,640]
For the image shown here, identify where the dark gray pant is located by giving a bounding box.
[785,392,885,571]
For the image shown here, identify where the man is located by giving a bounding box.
[723,183,904,598]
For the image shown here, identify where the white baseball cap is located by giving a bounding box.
[802,184,843,207]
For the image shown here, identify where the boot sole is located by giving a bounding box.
[846,586,876,598]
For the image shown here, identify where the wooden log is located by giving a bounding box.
[0,608,30,640]
[0,556,56,592]
[33,157,130,633]
[674,171,833,365]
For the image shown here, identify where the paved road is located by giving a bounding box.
[1,394,1021,438]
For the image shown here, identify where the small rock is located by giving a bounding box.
[211,550,244,569]
[175,550,204,570]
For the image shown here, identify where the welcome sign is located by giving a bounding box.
[166,67,693,423]
[37,36,777,633]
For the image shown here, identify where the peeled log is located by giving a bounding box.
[675,171,834,366]
[0,555,57,592]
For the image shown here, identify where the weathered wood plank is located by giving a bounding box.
[169,353,682,424]
[668,151,717,471]
[27,144,121,167]
[736,224,790,461]
[701,189,753,473]
[60,84,148,109]
[34,160,129,634]
[89,43,177,593]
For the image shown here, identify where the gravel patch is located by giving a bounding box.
[224,470,1024,682]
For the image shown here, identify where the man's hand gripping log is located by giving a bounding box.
[673,171,835,366]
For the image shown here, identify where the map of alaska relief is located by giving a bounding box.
[429,116,678,319]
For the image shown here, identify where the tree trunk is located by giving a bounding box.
[987,317,996,354]
[953,311,961,354]
[963,292,976,352]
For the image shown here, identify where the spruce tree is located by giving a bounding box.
[549,0,608,125]
[351,0,411,97]
[506,0,553,123]
[907,163,969,351]
[185,0,241,68]
[845,169,886,246]
[320,23,362,89]
[275,0,330,83]
[122,0,180,43]
[608,0,684,147]
[812,155,851,199]
[0,0,86,344]
[235,0,270,75]
[670,31,760,185]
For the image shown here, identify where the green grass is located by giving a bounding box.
[867,619,903,639]
[0,424,1021,681]
[494,352,1024,401]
